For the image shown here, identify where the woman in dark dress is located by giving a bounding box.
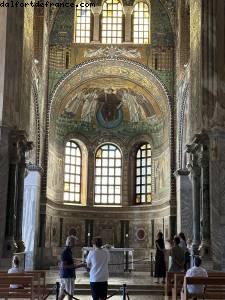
[154,232,166,284]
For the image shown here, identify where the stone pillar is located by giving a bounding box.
[123,6,133,43]
[122,150,129,206]
[209,130,225,269]
[186,145,201,253]
[4,131,33,257]
[22,165,42,270]
[91,6,102,43]
[174,169,192,238]
[198,141,210,257]
[87,146,95,206]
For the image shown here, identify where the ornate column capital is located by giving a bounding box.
[26,163,44,174]
[174,168,190,177]
[9,131,33,164]
[123,5,133,15]
[91,5,102,15]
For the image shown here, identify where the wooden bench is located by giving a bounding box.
[171,272,225,300]
[26,271,46,300]
[0,275,34,299]
[165,272,184,300]
[182,277,225,300]
[0,271,46,300]
[172,272,225,300]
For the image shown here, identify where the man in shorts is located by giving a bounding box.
[59,235,84,300]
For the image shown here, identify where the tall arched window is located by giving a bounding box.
[64,141,81,203]
[133,1,150,44]
[135,143,152,204]
[75,2,91,43]
[102,0,123,44]
[95,144,122,204]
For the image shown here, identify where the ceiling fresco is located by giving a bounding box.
[48,58,172,149]
[62,88,156,124]
[49,58,171,122]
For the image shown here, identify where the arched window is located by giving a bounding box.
[75,2,91,43]
[133,1,150,44]
[95,144,122,204]
[135,143,152,204]
[102,0,123,44]
[64,141,81,203]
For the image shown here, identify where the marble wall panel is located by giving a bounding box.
[22,170,41,270]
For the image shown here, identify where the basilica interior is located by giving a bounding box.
[1,0,225,289]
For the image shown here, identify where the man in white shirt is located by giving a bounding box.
[185,256,208,299]
[86,236,110,300]
[8,255,23,289]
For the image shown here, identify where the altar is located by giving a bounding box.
[82,247,134,274]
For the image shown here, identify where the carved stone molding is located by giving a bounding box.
[84,46,142,59]
[26,163,44,174]
[174,168,190,177]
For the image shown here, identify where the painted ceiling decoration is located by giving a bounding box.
[63,88,155,125]
[49,58,171,121]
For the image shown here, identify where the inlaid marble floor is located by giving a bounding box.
[45,270,164,300]
[47,296,163,299]
[46,269,161,285]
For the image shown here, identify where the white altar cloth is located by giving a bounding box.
[82,247,134,273]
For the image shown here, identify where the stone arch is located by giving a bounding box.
[46,58,175,203]
[49,58,173,136]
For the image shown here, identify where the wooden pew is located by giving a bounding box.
[172,272,225,300]
[26,270,46,299]
[182,277,225,300]
[0,275,34,299]
[164,271,184,300]
[172,273,185,300]
[0,271,46,300]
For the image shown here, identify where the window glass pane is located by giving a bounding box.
[94,143,122,205]
[133,1,150,44]
[101,0,123,44]
[109,168,115,175]
[115,195,121,204]
[63,141,81,203]
[115,177,120,185]
[75,3,91,43]
[135,143,152,204]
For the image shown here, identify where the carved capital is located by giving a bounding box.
[9,131,33,164]
[26,163,44,174]
[123,6,133,15]
[174,168,190,177]
[91,5,102,14]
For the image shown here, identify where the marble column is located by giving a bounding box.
[123,6,133,43]
[186,146,201,254]
[87,146,95,206]
[22,165,42,270]
[174,169,192,238]
[198,142,210,257]
[91,6,102,43]
[4,131,33,256]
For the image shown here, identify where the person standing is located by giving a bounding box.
[154,232,166,284]
[178,232,190,271]
[168,236,185,272]
[86,236,110,300]
[59,235,84,300]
